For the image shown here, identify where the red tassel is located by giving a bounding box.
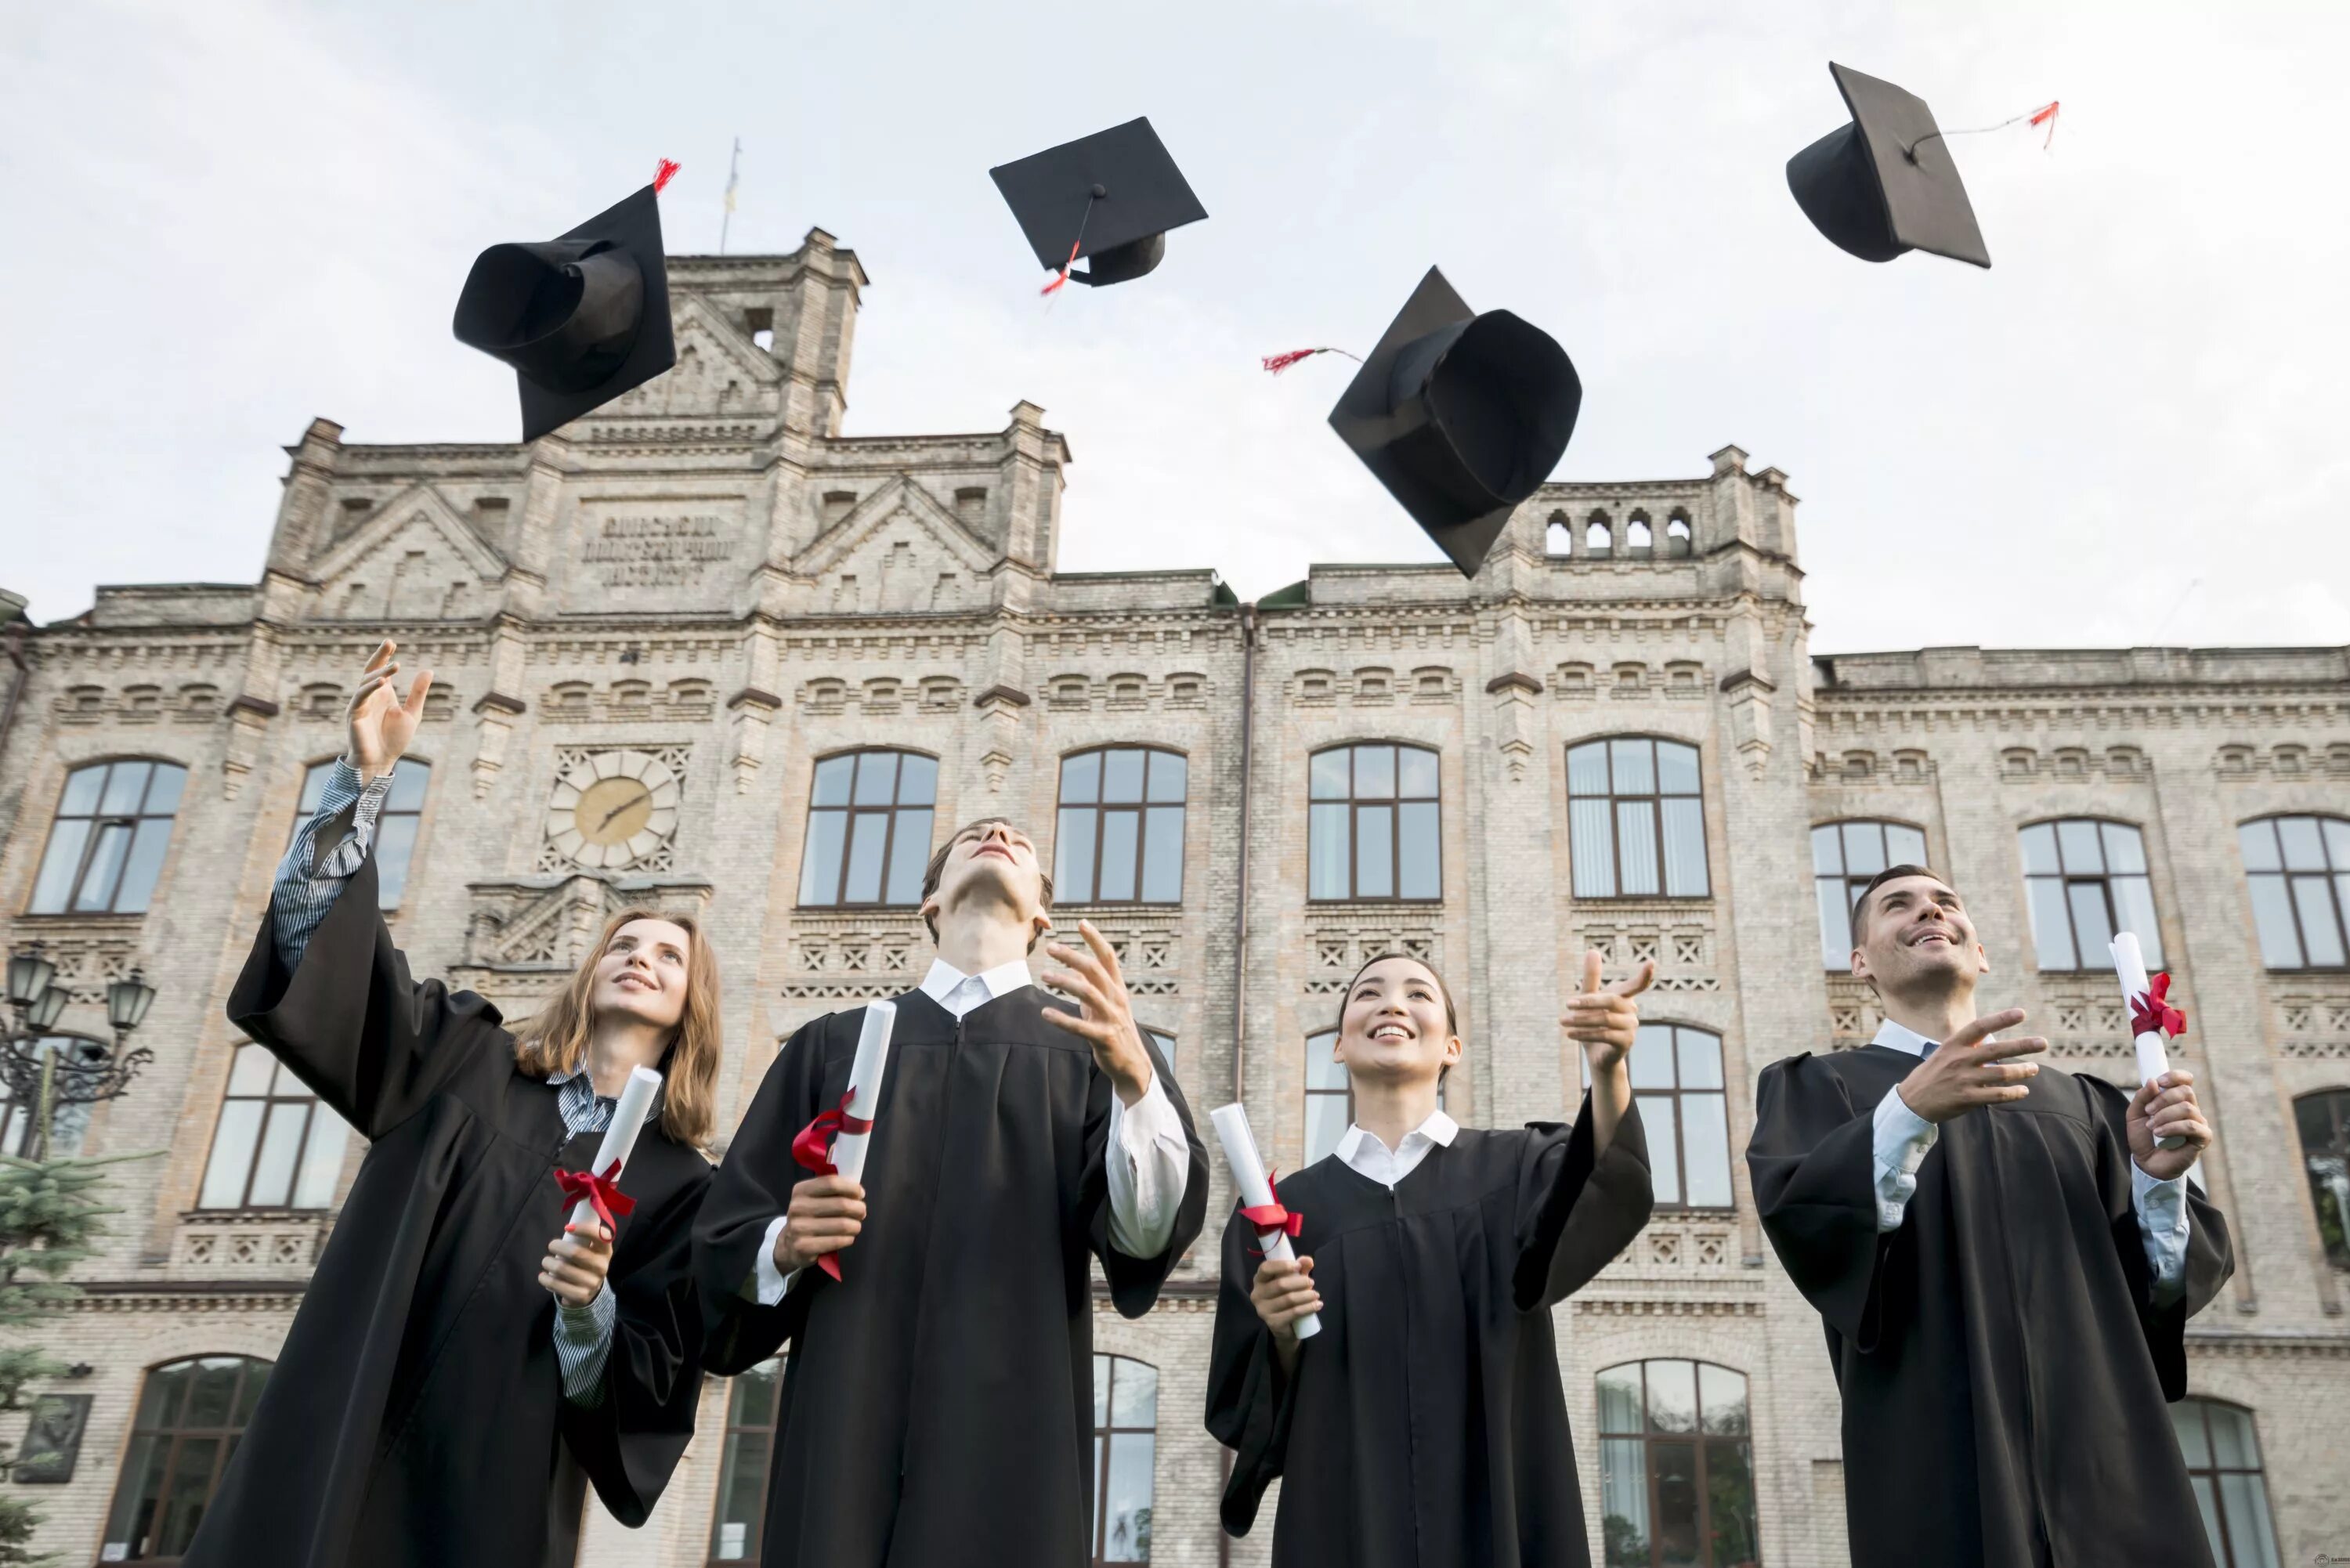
[2028,101,2059,150]
[1041,239,1080,296]
[653,157,682,195]
[1261,346,1362,375]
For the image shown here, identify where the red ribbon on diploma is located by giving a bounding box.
[2130,973,2186,1039]
[554,1159,637,1237]
[1239,1169,1304,1255]
[790,1088,873,1281]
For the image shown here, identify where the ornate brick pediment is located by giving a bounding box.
[450,873,714,1017]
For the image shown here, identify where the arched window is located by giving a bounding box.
[1304,1028,1350,1165]
[1631,1024,1732,1210]
[707,1359,783,1563]
[290,758,431,910]
[1568,739,1709,898]
[28,760,188,914]
[197,1042,352,1210]
[1057,748,1187,904]
[99,1356,273,1563]
[1626,515,1654,555]
[2239,815,2350,970]
[2293,1090,2350,1272]
[1546,513,1574,556]
[1585,513,1614,558]
[1596,1359,1758,1568]
[1665,513,1693,558]
[1091,1354,1157,1563]
[2019,819,2161,971]
[1308,744,1441,901]
[797,750,938,908]
[2171,1399,2282,1568]
[1810,821,1930,966]
[0,1035,104,1158]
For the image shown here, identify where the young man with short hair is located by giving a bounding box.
[1748,864,2232,1567]
[695,816,1208,1567]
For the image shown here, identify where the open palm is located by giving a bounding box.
[345,639,433,780]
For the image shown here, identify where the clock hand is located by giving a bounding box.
[595,789,646,832]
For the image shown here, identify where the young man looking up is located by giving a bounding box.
[695,817,1208,1567]
[1748,864,2232,1568]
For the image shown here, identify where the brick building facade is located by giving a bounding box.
[1,230,2345,1566]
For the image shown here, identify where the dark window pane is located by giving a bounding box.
[1057,807,1097,901]
[2018,822,2059,874]
[2027,879,2077,970]
[1102,749,1146,803]
[2068,882,2117,966]
[884,810,931,905]
[1309,804,1350,898]
[2057,818,2104,872]
[60,764,107,816]
[374,813,421,909]
[1355,746,1396,799]
[842,814,888,902]
[1656,741,1700,795]
[1570,800,1616,898]
[1811,825,1843,875]
[1615,802,1660,896]
[1062,751,1101,805]
[851,753,898,806]
[1596,1365,1644,1435]
[101,761,154,816]
[2294,877,2345,966]
[1611,739,1655,795]
[1705,1440,1760,1565]
[1397,746,1439,799]
[1567,742,1610,795]
[29,818,91,913]
[2239,820,2282,873]
[1650,1439,1701,1564]
[811,755,855,807]
[1146,750,1186,804]
[1398,801,1441,898]
[103,1433,164,1556]
[1698,1365,1748,1436]
[231,1363,269,1425]
[897,754,938,806]
[74,822,132,911]
[157,1435,222,1555]
[1661,798,1708,896]
[738,1360,782,1425]
[114,818,175,912]
[710,1431,770,1559]
[2219,1472,2280,1568]
[183,1361,240,1429]
[1141,807,1184,902]
[1356,805,1394,898]
[1309,749,1350,800]
[2188,1476,2224,1566]
[1098,811,1140,901]
[799,811,847,905]
[1600,1436,1650,1566]
[138,1365,186,1428]
[1101,1431,1154,1560]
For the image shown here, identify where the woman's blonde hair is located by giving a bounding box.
[512,907,722,1151]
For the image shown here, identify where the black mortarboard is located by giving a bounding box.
[1787,63,1991,269]
[452,179,676,442]
[1327,267,1581,579]
[989,117,1207,287]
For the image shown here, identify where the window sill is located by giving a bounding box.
[15,909,144,923]
[1306,897,1447,908]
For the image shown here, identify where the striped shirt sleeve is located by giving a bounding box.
[271,758,394,970]
[553,1287,617,1406]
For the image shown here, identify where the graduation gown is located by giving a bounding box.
[1747,1045,2234,1568]
[695,985,1209,1568]
[1207,1099,1654,1568]
[197,855,711,1568]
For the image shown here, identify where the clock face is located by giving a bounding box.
[544,750,682,869]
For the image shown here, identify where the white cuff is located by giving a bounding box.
[1871,1085,1938,1233]
[1104,1071,1191,1259]
[2132,1164,2193,1306]
[750,1214,792,1306]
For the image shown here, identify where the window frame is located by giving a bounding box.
[99,1355,273,1564]
[794,749,940,909]
[195,1041,353,1212]
[2239,815,2350,973]
[1596,1357,1759,1568]
[1303,1028,1351,1166]
[1629,1022,1734,1212]
[2018,817,2163,973]
[1306,742,1444,903]
[288,756,432,912]
[2293,1089,2350,1273]
[1054,746,1189,906]
[2172,1397,2283,1568]
[27,757,190,916]
[1810,819,1932,969]
[706,1359,784,1564]
[1567,736,1711,901]
[1090,1353,1158,1564]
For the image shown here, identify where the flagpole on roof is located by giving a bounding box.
[720,136,743,254]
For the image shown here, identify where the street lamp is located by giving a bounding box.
[0,945,157,1161]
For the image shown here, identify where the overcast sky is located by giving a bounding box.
[3,0,2344,654]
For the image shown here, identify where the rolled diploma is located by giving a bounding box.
[824,1000,896,1185]
[2110,932,2185,1151]
[568,1064,664,1233]
[1209,1102,1320,1340]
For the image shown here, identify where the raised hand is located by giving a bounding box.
[1039,919,1155,1104]
[2128,1069,2213,1180]
[345,638,433,782]
[774,1174,866,1275]
[1893,1009,2046,1124]
[1561,949,1656,1074]
[540,1219,613,1307]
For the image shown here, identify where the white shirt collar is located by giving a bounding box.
[920,956,1034,1007]
[1336,1108,1460,1167]
[1869,1018,1937,1058]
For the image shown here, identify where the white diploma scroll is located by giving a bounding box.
[1209,1102,1320,1341]
[825,1000,897,1185]
[2110,931,2186,1151]
[568,1064,664,1234]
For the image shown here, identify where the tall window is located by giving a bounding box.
[197,1042,352,1210]
[1596,1360,1759,1568]
[2240,815,2350,970]
[2294,1090,2350,1272]
[28,760,187,914]
[797,750,938,907]
[2172,1399,2281,1568]
[0,1036,100,1158]
[1304,1030,1350,1165]
[100,1356,272,1563]
[1142,1027,1177,1083]
[708,1360,783,1563]
[1092,1354,1156,1563]
[1631,1024,1732,1210]
[1057,748,1186,904]
[1810,820,1929,966]
[1308,743,1441,901]
[291,759,430,910]
[2019,819,2162,970]
[1568,739,1708,899]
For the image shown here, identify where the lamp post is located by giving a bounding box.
[1,944,156,1161]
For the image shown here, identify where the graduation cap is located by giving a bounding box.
[452,164,678,442]
[990,118,1207,290]
[1325,267,1582,578]
[1787,63,1992,269]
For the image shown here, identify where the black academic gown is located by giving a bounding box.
[1207,1099,1654,1568]
[695,985,1209,1568]
[1747,1045,2234,1568]
[194,855,711,1568]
